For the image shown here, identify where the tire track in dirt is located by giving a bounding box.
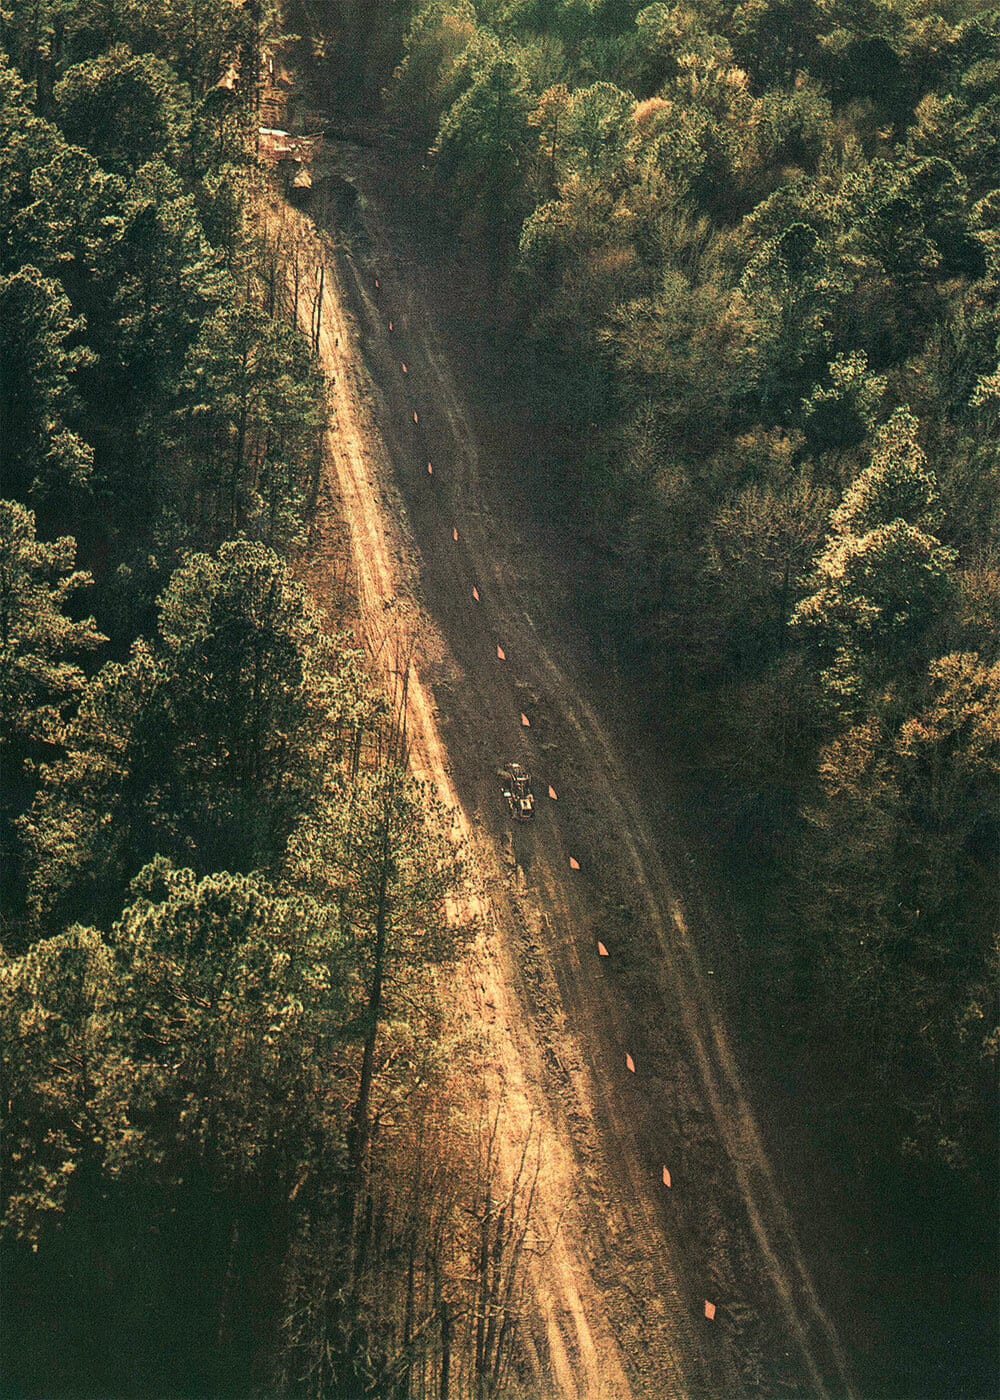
[278,158,855,1397]
[276,198,684,1399]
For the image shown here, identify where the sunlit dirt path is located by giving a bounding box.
[275,165,857,1399]
[282,199,659,1400]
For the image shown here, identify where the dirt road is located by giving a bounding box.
[277,158,857,1398]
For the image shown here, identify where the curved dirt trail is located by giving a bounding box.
[279,167,857,1399]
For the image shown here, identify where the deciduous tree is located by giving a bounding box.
[792,409,957,710]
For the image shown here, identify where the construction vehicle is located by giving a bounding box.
[498,761,535,822]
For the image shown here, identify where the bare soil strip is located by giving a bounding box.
[278,172,857,1399]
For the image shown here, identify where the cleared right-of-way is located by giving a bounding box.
[284,153,859,1397]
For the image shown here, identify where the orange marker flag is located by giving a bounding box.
[413,410,419,424]
[569,856,580,870]
[662,1166,672,1188]
[401,362,408,373]
[520,713,530,727]
[597,940,609,958]
[625,1053,636,1073]
[704,1301,716,1321]
[497,645,506,660]
[453,528,459,542]
[427,462,433,474]
[472,587,480,601]
[548,784,558,800]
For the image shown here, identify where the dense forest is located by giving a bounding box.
[0,5,543,1397]
[313,0,998,1185]
[2,0,997,1395]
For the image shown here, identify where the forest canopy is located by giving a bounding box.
[1,0,997,1393]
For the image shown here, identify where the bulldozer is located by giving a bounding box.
[498,761,535,822]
